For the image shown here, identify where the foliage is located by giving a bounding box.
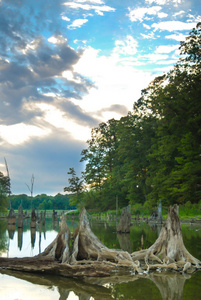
[64,167,84,209]
[65,24,201,210]
[10,193,76,210]
[0,171,10,212]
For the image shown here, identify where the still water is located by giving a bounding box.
[0,217,201,300]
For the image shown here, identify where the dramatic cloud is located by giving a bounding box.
[74,46,154,118]
[0,0,199,194]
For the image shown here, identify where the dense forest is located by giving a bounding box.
[65,24,201,211]
[9,193,75,210]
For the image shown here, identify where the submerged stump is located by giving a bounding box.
[7,208,16,225]
[18,204,23,228]
[117,205,131,233]
[0,204,200,278]
[30,208,37,228]
[131,204,200,272]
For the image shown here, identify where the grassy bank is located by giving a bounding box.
[66,201,201,220]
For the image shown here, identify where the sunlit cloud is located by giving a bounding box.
[0,123,51,145]
[128,6,163,22]
[113,35,138,56]
[165,33,187,41]
[68,19,88,29]
[155,44,179,53]
[61,15,70,21]
[48,35,67,44]
[63,1,115,16]
[0,0,198,195]
[173,10,185,17]
[152,21,197,31]
[35,103,91,141]
[158,12,168,18]
[74,46,154,117]
[141,31,155,39]
[141,53,169,62]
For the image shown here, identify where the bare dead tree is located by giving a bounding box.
[25,174,34,209]
[4,157,11,209]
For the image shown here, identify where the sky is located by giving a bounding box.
[0,0,200,196]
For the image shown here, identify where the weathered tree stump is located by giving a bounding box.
[30,208,36,228]
[7,208,16,225]
[18,204,23,228]
[117,205,131,233]
[42,210,46,226]
[52,210,58,222]
[0,205,200,278]
[131,204,200,271]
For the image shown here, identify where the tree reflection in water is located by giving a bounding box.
[1,269,201,300]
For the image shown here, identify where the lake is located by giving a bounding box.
[0,216,201,299]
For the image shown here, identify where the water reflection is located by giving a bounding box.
[1,269,201,300]
[117,233,131,252]
[1,218,201,299]
[18,228,23,250]
[0,218,79,258]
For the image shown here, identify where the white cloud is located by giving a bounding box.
[128,6,163,22]
[73,46,154,118]
[152,21,197,31]
[158,12,168,18]
[62,70,82,84]
[63,2,115,16]
[61,16,70,21]
[113,35,138,56]
[68,19,88,29]
[74,0,104,3]
[155,59,178,65]
[153,66,174,72]
[165,33,187,41]
[143,23,151,29]
[145,0,182,4]
[0,123,50,145]
[173,10,185,17]
[141,32,155,39]
[155,44,179,53]
[187,14,201,23]
[141,53,169,62]
[35,103,91,141]
[145,0,167,4]
[48,35,67,44]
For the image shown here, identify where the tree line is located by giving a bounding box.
[10,193,75,210]
[65,24,201,211]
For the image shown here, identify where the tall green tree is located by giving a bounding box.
[0,172,10,212]
[70,23,201,211]
[64,167,84,208]
[145,23,201,206]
